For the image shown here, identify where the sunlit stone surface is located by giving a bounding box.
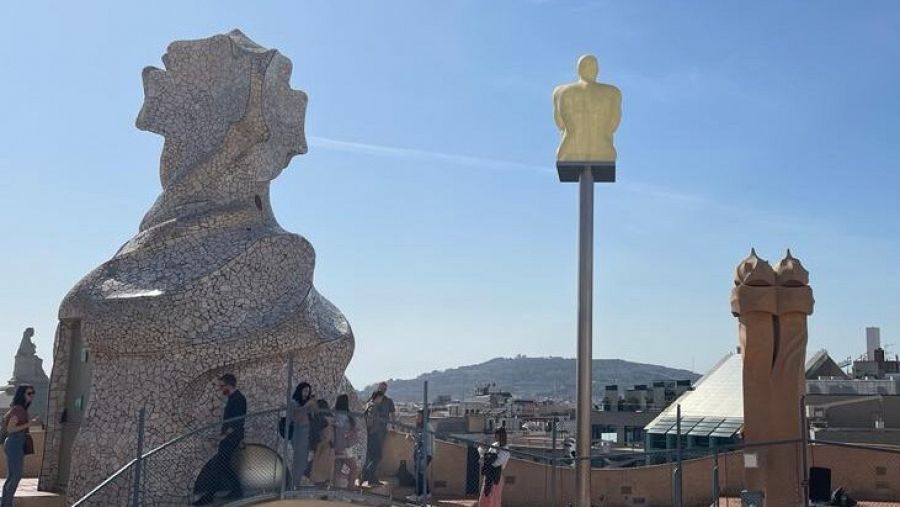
[732,249,813,505]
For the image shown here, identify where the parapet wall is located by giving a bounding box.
[9,429,899,505]
[377,431,900,506]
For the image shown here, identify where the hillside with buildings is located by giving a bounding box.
[362,355,699,401]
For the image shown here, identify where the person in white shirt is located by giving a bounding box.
[477,428,510,507]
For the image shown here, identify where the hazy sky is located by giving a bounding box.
[1,1,898,388]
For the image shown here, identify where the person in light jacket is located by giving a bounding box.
[478,428,510,507]
[332,394,360,488]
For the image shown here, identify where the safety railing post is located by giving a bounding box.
[800,394,809,507]
[713,440,720,507]
[674,404,683,507]
[551,418,558,507]
[131,407,146,507]
[281,353,294,498]
[417,380,429,505]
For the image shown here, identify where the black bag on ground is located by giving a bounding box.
[396,461,416,488]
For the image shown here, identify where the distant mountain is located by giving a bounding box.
[360,356,700,402]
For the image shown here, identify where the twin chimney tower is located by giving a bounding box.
[731,249,814,505]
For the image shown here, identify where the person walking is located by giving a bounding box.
[407,410,434,503]
[478,428,510,507]
[193,374,246,505]
[360,390,388,486]
[332,394,360,489]
[290,382,317,488]
[2,385,35,507]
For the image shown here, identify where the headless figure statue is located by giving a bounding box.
[554,55,622,162]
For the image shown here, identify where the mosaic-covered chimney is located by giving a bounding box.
[40,30,355,503]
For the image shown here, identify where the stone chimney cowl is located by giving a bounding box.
[735,248,775,287]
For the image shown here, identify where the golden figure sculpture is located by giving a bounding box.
[553,55,622,162]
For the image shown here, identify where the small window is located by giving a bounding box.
[80,349,90,363]
[74,396,84,411]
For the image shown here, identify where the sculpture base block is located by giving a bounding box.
[556,161,616,183]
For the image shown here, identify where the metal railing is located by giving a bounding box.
[73,412,900,507]
[73,407,284,506]
[73,405,424,506]
[71,380,900,507]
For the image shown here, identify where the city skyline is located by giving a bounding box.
[1,1,899,388]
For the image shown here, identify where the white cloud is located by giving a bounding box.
[306,135,842,242]
[309,136,552,174]
[309,135,715,206]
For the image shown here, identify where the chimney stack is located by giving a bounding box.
[731,248,813,505]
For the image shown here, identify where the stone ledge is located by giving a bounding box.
[0,478,64,507]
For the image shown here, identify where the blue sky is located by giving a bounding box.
[1,1,899,388]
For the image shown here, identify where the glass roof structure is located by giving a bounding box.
[644,353,744,438]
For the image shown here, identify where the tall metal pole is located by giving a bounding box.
[131,407,146,507]
[575,166,594,507]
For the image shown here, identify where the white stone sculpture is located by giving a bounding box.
[4,327,50,422]
[40,30,355,503]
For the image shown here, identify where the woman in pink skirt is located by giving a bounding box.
[478,428,510,507]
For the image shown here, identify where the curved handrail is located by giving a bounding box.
[139,406,284,461]
[73,405,382,505]
[71,406,286,506]
[71,458,138,507]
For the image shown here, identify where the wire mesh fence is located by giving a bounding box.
[71,414,900,507]
[69,377,900,507]
[70,460,136,507]
[375,427,900,507]
[72,406,380,506]
[141,408,283,506]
